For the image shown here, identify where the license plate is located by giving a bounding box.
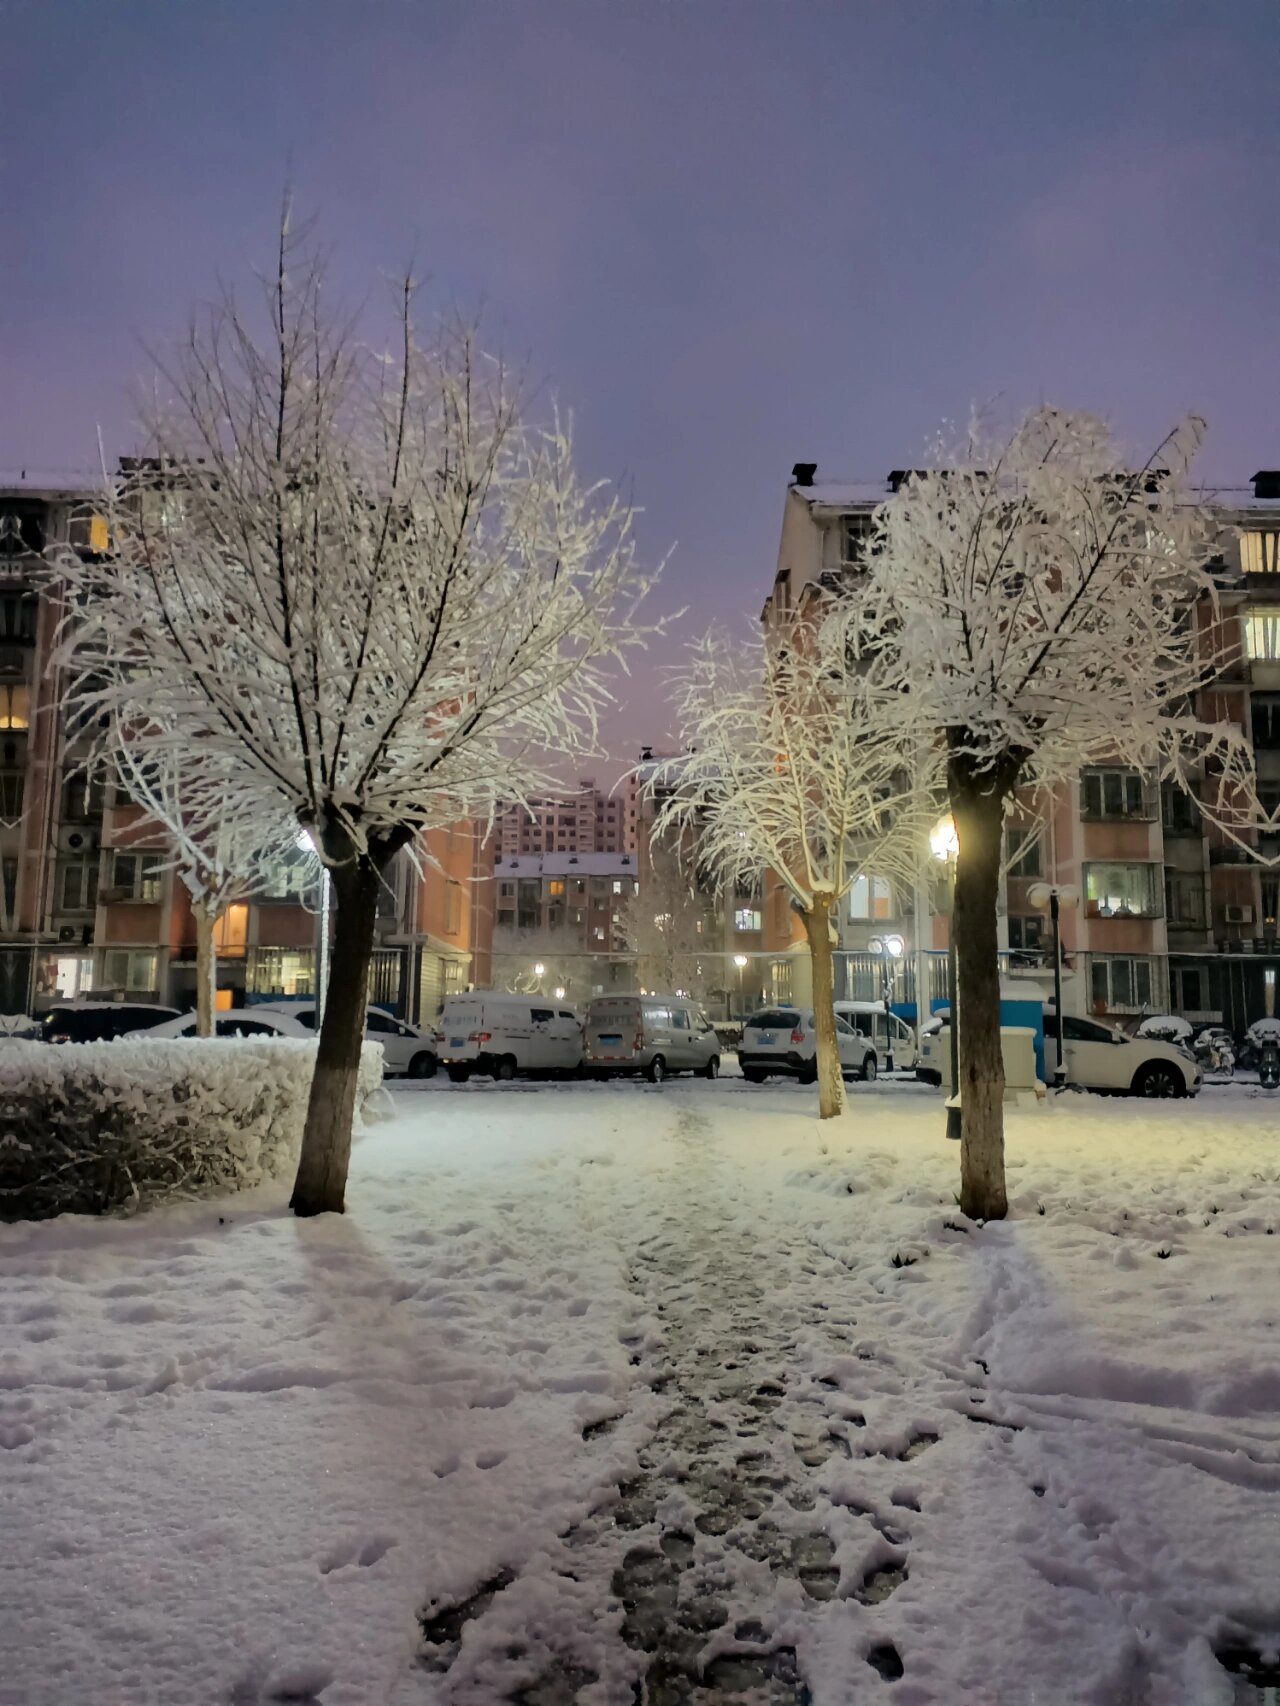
[757,1032,776,1045]
[450,1037,465,1048]
[597,1033,622,1045]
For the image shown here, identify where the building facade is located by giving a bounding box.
[756,464,1280,1033]
[0,479,490,1023]
[493,779,626,859]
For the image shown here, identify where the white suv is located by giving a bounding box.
[1046,1014,1201,1098]
[739,1007,875,1084]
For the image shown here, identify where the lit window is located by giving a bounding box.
[1241,532,1280,575]
[1083,863,1159,918]
[548,880,566,898]
[213,902,248,955]
[0,683,30,730]
[1245,610,1280,662]
[734,907,762,932]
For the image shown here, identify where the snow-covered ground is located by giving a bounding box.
[6,1076,1279,1705]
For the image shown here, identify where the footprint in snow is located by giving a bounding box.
[318,1534,396,1575]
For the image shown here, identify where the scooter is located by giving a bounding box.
[1259,1039,1280,1091]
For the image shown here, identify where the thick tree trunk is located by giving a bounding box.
[948,745,1020,1221]
[290,847,384,1217]
[193,901,217,1038]
[801,894,843,1120]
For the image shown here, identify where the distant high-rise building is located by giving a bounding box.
[493,778,625,860]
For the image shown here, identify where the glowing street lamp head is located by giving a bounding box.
[884,934,905,958]
[296,829,316,854]
[930,815,959,863]
[534,961,545,978]
[554,986,566,1000]
[733,954,749,968]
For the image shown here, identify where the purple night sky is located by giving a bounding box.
[4,0,1278,776]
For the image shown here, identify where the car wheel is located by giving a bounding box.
[445,1064,471,1084]
[646,1054,666,1083]
[495,1055,517,1081]
[1133,1062,1183,1099]
[407,1051,437,1079]
[741,1067,766,1084]
[799,1058,818,1085]
[861,1053,878,1083]
[704,1055,720,1080]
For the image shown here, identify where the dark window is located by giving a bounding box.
[365,1011,398,1033]
[670,1007,690,1030]
[1007,915,1044,952]
[1005,833,1042,878]
[558,1010,575,1020]
[746,1009,799,1029]
[1161,785,1201,834]
[1082,770,1146,819]
[530,1007,554,1022]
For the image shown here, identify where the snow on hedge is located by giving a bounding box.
[2,1039,384,1221]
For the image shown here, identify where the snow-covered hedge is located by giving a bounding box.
[1,1039,383,1221]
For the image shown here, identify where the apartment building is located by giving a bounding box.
[757,464,1280,1033]
[490,850,640,998]
[0,478,489,1023]
[493,779,626,859]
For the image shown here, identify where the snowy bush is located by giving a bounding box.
[0,1039,383,1221]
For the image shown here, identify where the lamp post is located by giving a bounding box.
[1028,882,1079,1089]
[733,952,748,1019]
[867,934,904,1068]
[297,830,331,1024]
[930,815,961,1141]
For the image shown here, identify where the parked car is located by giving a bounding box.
[1045,1013,1200,1097]
[584,995,719,1081]
[139,1009,313,1040]
[738,1007,874,1084]
[40,1002,182,1044]
[440,993,583,1082]
[833,1001,918,1074]
[263,1001,439,1077]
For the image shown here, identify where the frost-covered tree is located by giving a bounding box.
[107,738,302,1037]
[653,603,942,1118]
[615,841,716,1000]
[51,217,653,1215]
[869,408,1255,1219]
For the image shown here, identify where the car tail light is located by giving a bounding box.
[468,1031,491,1044]
[791,1026,804,1044]
[49,1033,71,1044]
[634,1031,644,1050]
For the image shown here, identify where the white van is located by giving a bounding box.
[439,993,583,1082]
[584,995,720,1081]
[832,1002,918,1074]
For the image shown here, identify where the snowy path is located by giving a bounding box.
[6,1078,1279,1704]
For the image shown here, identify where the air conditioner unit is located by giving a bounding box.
[1225,904,1253,925]
[57,824,99,854]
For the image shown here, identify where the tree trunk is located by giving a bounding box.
[290,846,385,1217]
[948,745,1019,1221]
[193,901,217,1038]
[801,894,843,1120]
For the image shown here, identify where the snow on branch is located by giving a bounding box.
[867,407,1270,858]
[47,227,657,871]
[650,595,945,912]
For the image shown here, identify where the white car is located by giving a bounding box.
[1047,1014,1200,1097]
[739,1007,876,1084]
[139,1009,313,1040]
[833,1001,918,1073]
[263,1002,440,1077]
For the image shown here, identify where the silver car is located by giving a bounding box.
[584,995,720,1081]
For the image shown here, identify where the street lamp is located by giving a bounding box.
[867,934,904,1068]
[533,960,545,994]
[554,985,566,1001]
[1028,882,1079,1089]
[733,952,748,1017]
[930,814,961,1141]
[297,829,331,1023]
